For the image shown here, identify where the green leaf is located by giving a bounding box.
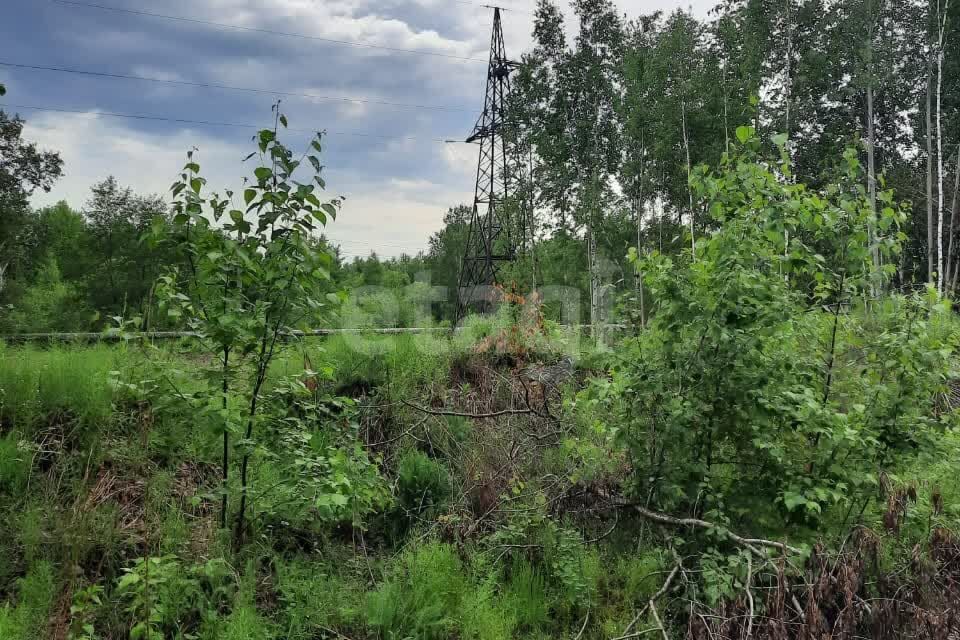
[735,126,753,144]
[279,114,288,128]
[309,155,322,173]
[782,492,806,511]
[254,167,272,182]
[243,188,256,205]
[117,572,142,591]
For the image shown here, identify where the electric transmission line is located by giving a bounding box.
[52,0,489,63]
[0,62,474,113]
[0,103,463,144]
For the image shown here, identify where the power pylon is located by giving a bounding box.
[455,6,523,324]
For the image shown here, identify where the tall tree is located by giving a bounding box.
[0,109,63,281]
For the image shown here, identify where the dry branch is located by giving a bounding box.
[401,399,536,419]
[627,503,802,557]
[614,561,683,640]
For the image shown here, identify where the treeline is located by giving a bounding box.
[2,0,959,332]
[508,0,960,322]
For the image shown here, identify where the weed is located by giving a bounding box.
[0,561,57,639]
[504,559,549,631]
[0,433,30,494]
[365,542,465,640]
[0,344,116,433]
[275,558,361,639]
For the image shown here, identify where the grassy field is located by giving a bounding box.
[0,311,958,640]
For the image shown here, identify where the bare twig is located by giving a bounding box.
[649,599,669,640]
[575,609,591,640]
[743,554,754,640]
[616,561,682,640]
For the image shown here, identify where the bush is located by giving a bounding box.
[2,256,91,333]
[397,450,451,518]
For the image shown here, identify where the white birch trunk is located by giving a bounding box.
[936,0,950,293]
[682,100,695,257]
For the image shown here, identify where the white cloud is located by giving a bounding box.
[24,111,249,208]
[22,110,461,258]
[16,0,719,260]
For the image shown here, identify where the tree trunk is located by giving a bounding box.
[866,84,880,291]
[682,100,695,257]
[588,222,601,341]
[926,56,935,284]
[936,21,947,293]
[946,150,960,291]
[784,0,793,150]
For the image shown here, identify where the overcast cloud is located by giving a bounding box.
[2,0,712,258]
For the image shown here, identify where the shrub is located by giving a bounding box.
[397,450,451,518]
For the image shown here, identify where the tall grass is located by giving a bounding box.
[271,333,458,396]
[0,343,118,431]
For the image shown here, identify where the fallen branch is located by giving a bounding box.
[575,609,590,640]
[401,399,536,420]
[649,599,669,640]
[743,554,754,640]
[615,561,682,640]
[627,502,802,557]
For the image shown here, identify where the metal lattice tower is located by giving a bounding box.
[455,6,523,324]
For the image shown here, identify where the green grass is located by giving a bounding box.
[0,343,118,431]
[0,561,58,640]
[0,433,30,494]
[271,333,458,397]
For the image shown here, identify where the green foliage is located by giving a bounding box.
[116,555,180,640]
[490,502,598,612]
[397,450,451,519]
[68,584,104,640]
[0,344,116,431]
[0,561,57,640]
[0,433,29,493]
[503,559,549,631]
[116,555,236,640]
[155,106,342,538]
[365,542,466,640]
[254,378,390,532]
[215,567,273,640]
[600,134,955,542]
[3,255,91,332]
[275,559,362,639]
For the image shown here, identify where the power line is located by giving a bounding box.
[0,61,475,113]
[52,0,489,63]
[0,103,464,144]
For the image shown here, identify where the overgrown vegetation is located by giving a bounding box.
[2,0,960,637]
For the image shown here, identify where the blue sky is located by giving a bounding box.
[1,0,711,258]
